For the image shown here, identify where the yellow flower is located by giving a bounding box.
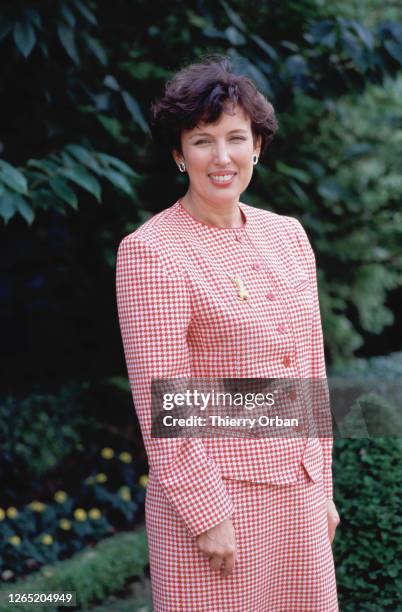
[43,569,54,578]
[8,535,21,546]
[59,518,72,531]
[41,534,53,545]
[95,473,107,483]
[0,508,5,521]
[6,507,18,519]
[54,490,67,503]
[139,474,149,488]
[74,508,87,522]
[29,501,46,512]
[118,486,131,502]
[88,508,101,520]
[119,451,132,463]
[101,447,114,459]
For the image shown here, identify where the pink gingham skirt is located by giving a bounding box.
[145,464,338,611]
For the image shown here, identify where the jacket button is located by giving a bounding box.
[282,355,291,368]
[288,388,297,401]
[266,292,276,301]
[235,234,244,243]
[252,262,262,270]
[277,324,288,334]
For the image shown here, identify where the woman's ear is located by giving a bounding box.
[172,149,183,166]
[254,135,262,157]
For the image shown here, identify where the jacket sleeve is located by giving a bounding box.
[115,235,235,536]
[291,219,334,500]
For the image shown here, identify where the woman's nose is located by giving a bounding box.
[213,143,231,165]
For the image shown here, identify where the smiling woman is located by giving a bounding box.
[116,55,340,611]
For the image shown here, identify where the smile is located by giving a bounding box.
[208,173,236,186]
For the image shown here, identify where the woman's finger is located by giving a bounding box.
[221,550,236,576]
[209,554,224,572]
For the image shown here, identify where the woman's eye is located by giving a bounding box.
[194,136,246,145]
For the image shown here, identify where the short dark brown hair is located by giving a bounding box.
[150,55,278,156]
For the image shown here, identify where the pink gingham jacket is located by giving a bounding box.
[115,199,333,537]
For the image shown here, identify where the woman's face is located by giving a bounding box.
[173,104,261,206]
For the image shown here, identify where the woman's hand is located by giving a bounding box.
[327,499,340,544]
[196,518,237,577]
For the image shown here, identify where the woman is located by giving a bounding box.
[116,56,340,611]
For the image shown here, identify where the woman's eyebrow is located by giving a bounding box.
[189,129,248,139]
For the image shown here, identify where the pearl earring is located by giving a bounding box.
[177,161,186,172]
[252,154,259,165]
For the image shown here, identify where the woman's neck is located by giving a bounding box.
[180,192,244,229]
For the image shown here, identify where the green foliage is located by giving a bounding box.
[0,529,149,611]
[0,383,94,480]
[0,144,138,223]
[267,74,402,360]
[331,349,402,379]
[333,437,402,611]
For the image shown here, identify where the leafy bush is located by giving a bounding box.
[0,528,149,611]
[0,382,95,485]
[333,437,402,611]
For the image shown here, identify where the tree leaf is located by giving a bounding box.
[121,91,150,132]
[59,165,101,201]
[13,194,34,224]
[71,0,98,26]
[219,0,246,32]
[350,21,374,51]
[0,192,17,223]
[224,26,246,46]
[57,23,80,64]
[249,34,278,61]
[27,159,58,173]
[228,49,272,95]
[85,35,107,65]
[13,21,36,58]
[101,169,134,196]
[61,5,76,28]
[308,20,336,45]
[96,153,137,177]
[64,144,93,165]
[203,25,227,40]
[64,145,104,175]
[97,114,123,139]
[25,9,42,30]
[276,161,311,183]
[318,178,345,201]
[0,160,28,194]
[104,75,120,91]
[384,40,402,64]
[289,179,308,203]
[49,176,78,208]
